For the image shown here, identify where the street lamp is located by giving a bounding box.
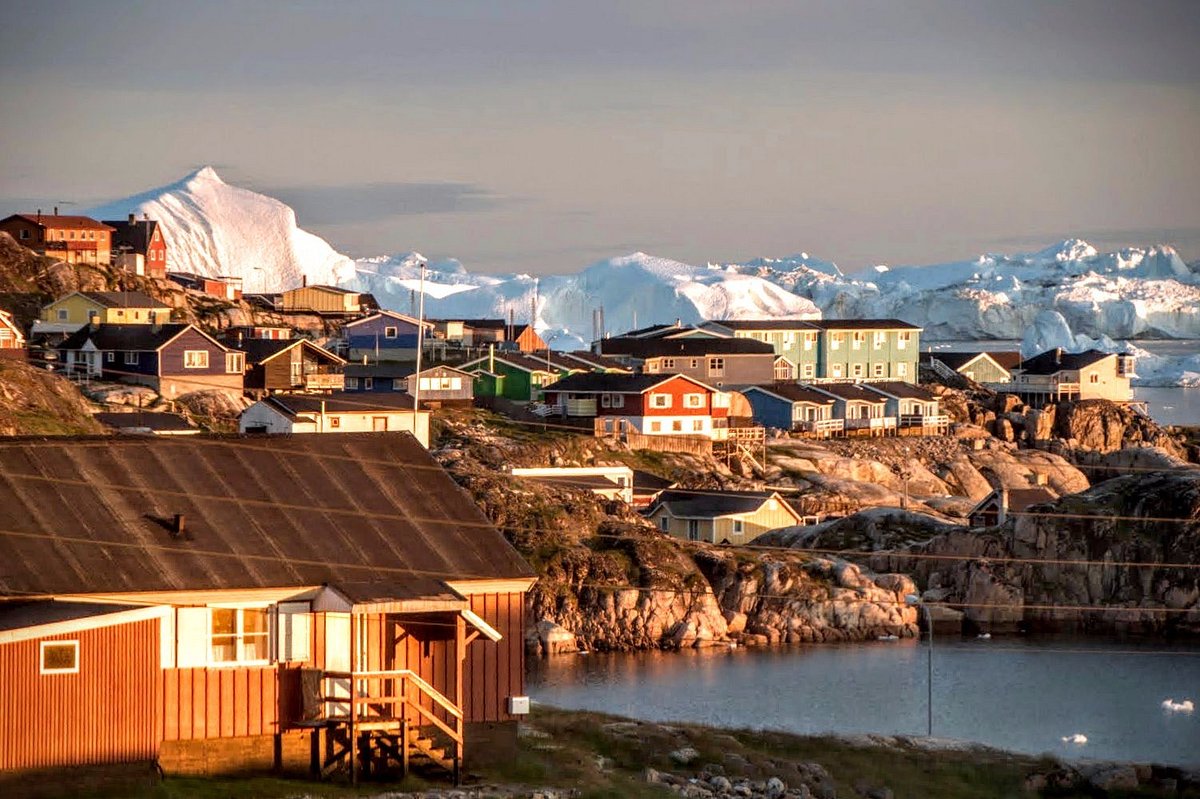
[905,593,932,737]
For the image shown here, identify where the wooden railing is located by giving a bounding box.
[795,418,844,436]
[320,668,462,779]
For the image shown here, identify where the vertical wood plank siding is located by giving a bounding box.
[159,666,283,741]
[0,620,160,770]
[463,592,524,723]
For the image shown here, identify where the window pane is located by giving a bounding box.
[211,608,237,636]
[211,635,238,662]
[42,643,77,671]
[242,608,269,634]
[243,633,270,661]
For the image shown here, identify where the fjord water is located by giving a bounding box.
[529,638,1200,766]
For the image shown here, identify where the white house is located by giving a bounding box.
[238,391,430,446]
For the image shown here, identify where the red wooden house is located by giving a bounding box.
[0,433,535,782]
[541,372,729,439]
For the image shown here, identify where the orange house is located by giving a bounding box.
[0,433,535,783]
[0,212,114,265]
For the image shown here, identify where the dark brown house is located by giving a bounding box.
[598,335,776,388]
[233,338,346,395]
[0,433,535,781]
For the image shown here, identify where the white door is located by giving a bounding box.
[325,613,352,718]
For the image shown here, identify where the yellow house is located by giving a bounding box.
[279,284,364,314]
[645,490,805,545]
[40,291,172,328]
[1009,348,1136,406]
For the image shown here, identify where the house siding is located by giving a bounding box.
[158,329,242,396]
[649,500,798,545]
[0,619,160,770]
[346,315,423,363]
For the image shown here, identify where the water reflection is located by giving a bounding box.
[529,638,1200,766]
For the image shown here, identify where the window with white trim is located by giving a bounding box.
[40,640,79,674]
[852,332,865,350]
[384,326,398,338]
[661,358,675,369]
[210,607,270,664]
[873,331,886,350]
[692,419,704,432]
[183,350,209,369]
[19,229,29,240]
[832,363,844,378]
[802,363,815,379]
[852,363,865,378]
[225,352,244,373]
[898,332,910,350]
[732,520,744,536]
[649,393,671,409]
[56,309,68,321]
[105,352,115,363]
[659,516,669,531]
[872,362,885,377]
[125,352,139,365]
[831,334,842,351]
[683,393,705,409]
[804,333,816,351]
[896,362,908,377]
[277,602,312,663]
[345,377,359,389]
[708,357,725,376]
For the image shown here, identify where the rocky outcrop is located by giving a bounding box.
[1052,400,1186,457]
[875,470,1200,634]
[0,359,103,436]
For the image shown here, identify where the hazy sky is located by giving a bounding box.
[2,0,1198,273]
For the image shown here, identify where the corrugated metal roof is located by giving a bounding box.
[0,433,533,598]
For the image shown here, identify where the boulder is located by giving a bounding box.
[670,746,701,766]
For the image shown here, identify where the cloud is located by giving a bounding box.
[258,181,515,225]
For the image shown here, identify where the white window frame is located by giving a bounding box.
[183,350,209,369]
[852,332,865,350]
[659,516,669,532]
[732,519,744,536]
[124,351,139,365]
[610,393,624,408]
[873,331,886,350]
[661,358,675,369]
[345,377,359,389]
[56,309,68,321]
[852,363,865,378]
[384,326,398,339]
[708,357,725,376]
[19,228,29,240]
[802,363,815,379]
[683,393,704,409]
[105,351,115,363]
[649,393,672,409]
[208,605,272,667]
[898,332,910,350]
[872,362,885,377]
[832,363,844,378]
[897,362,908,377]
[225,352,244,374]
[40,640,79,675]
[692,419,704,431]
[831,334,842,351]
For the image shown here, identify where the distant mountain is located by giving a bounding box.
[86,167,356,291]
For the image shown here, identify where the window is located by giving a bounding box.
[687,520,700,541]
[56,309,68,321]
[105,352,115,363]
[650,394,672,409]
[609,393,624,408]
[384,326,398,338]
[852,363,865,378]
[683,393,705,408]
[1089,374,1099,384]
[649,420,662,432]
[661,358,675,369]
[832,364,844,378]
[896,363,908,377]
[40,641,79,674]
[690,359,699,369]
[874,331,886,350]
[802,363,815,379]
[19,229,29,240]
[852,332,865,350]
[831,334,843,351]
[692,419,704,432]
[345,377,359,389]
[124,352,139,365]
[224,352,244,373]
[672,420,682,432]
[898,332,911,350]
[708,357,725,376]
[600,393,611,408]
[364,377,374,390]
[659,516,669,532]
[210,607,270,664]
[732,520,744,536]
[183,350,209,369]
[329,417,341,428]
[803,334,815,351]
[872,362,885,377]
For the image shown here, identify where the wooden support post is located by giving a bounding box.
[455,613,465,785]
[350,612,358,787]
[401,718,409,779]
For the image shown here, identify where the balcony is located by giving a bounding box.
[846,416,897,434]
[300,365,345,391]
[795,418,844,437]
[900,414,950,431]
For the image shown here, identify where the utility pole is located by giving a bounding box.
[412,258,427,426]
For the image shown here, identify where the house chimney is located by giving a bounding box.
[143,212,149,221]
[1054,347,1062,365]
[128,212,136,224]
[302,275,307,288]
[36,208,41,224]
[172,513,186,538]
[997,488,1010,525]
[53,205,59,216]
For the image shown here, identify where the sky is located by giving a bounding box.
[1,0,1198,274]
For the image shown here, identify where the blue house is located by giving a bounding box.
[344,310,432,363]
[741,384,839,436]
[58,323,245,398]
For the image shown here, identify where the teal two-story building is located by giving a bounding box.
[701,318,922,383]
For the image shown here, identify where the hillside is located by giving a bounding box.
[0,359,102,436]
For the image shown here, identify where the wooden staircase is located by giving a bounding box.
[315,669,463,784]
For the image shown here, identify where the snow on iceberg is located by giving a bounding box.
[86,167,357,291]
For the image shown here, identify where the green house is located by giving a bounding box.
[460,351,575,402]
[700,320,822,380]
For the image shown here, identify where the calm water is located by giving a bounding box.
[933,339,1200,427]
[529,639,1200,766]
